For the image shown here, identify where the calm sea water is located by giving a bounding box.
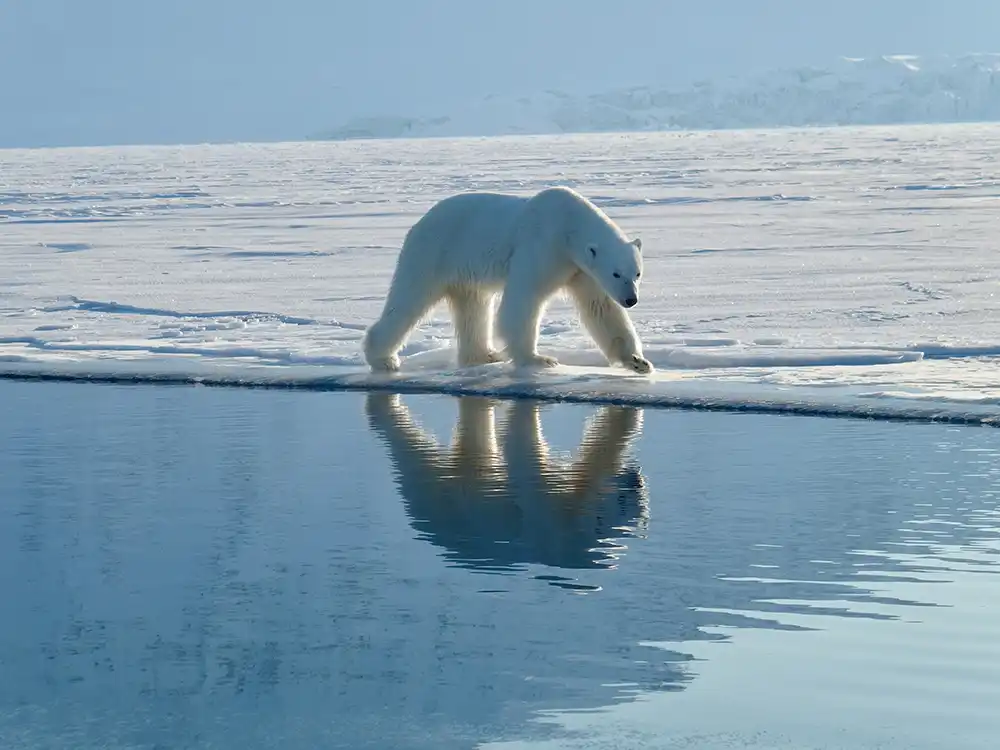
[1,380,998,750]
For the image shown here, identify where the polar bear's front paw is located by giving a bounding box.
[626,354,654,375]
[535,354,560,368]
[458,350,506,368]
[369,354,401,373]
[514,353,559,369]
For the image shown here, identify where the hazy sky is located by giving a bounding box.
[2,0,998,148]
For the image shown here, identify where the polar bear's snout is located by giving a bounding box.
[619,278,639,308]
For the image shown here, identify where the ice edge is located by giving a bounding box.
[1,368,996,428]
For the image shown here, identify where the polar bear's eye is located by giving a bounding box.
[589,247,597,258]
[613,272,621,279]
[636,272,641,279]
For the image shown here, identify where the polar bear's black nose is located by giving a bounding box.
[624,296,638,308]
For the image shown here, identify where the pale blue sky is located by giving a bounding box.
[2,0,997,147]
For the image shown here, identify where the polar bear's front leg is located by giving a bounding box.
[447,288,504,367]
[496,292,559,368]
[568,273,654,375]
[495,261,564,369]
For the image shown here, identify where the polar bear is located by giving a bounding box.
[362,185,653,374]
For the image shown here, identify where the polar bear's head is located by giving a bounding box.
[584,236,644,308]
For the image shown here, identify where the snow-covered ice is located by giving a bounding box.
[1,123,998,424]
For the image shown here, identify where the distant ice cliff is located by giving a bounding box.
[315,54,1000,140]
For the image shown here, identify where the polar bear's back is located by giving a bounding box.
[395,191,530,286]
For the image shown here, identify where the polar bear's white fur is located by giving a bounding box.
[362,186,652,374]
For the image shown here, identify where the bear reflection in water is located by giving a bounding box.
[365,393,649,574]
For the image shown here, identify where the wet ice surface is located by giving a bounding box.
[1,123,999,424]
[1,381,998,749]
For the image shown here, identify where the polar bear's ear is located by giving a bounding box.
[631,238,642,253]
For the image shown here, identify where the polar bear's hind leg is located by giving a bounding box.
[363,278,444,372]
